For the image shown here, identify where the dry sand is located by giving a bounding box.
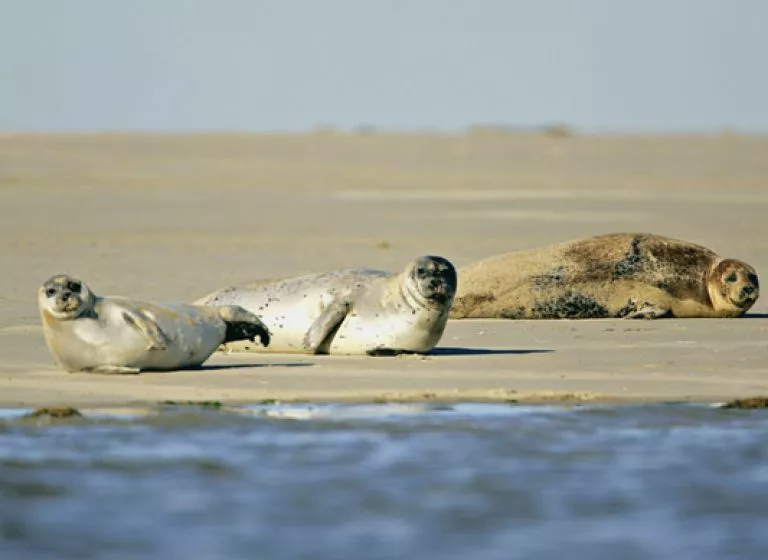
[1,130,767,407]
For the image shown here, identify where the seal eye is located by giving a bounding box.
[67,281,81,292]
[45,287,56,297]
[725,273,738,283]
[416,267,427,276]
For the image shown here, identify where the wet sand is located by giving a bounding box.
[1,131,767,407]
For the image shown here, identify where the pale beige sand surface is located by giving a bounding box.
[1,131,767,407]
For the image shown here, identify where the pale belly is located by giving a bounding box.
[208,290,337,353]
[329,311,441,355]
[51,308,225,371]
[202,270,388,354]
[145,305,226,367]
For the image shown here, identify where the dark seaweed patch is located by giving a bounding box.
[25,407,83,419]
[721,397,768,410]
[161,400,223,409]
[530,292,610,319]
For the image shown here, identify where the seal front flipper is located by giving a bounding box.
[216,305,271,347]
[303,299,352,354]
[622,300,672,320]
[121,308,171,350]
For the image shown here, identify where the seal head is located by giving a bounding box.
[405,255,457,308]
[708,259,759,314]
[39,275,96,320]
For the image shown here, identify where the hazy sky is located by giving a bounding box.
[1,0,766,132]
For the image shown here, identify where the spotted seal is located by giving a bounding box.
[39,274,271,373]
[450,233,759,319]
[195,256,457,355]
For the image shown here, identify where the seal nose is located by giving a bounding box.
[55,290,72,307]
[741,285,757,301]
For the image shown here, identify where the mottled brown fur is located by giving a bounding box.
[451,233,759,320]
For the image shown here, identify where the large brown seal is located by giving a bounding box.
[450,233,759,319]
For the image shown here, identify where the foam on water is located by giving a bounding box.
[244,401,565,420]
[0,408,33,419]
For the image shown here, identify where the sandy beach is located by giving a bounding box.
[2,130,767,407]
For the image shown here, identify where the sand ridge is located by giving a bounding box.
[1,132,767,406]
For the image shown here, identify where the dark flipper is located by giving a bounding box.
[216,305,271,347]
[302,299,351,354]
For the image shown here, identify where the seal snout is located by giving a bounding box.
[738,284,758,306]
[733,269,759,307]
[56,291,73,308]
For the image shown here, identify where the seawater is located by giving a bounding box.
[1,402,767,560]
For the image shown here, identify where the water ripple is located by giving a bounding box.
[1,403,767,559]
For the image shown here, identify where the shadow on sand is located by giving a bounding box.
[193,362,314,371]
[742,313,768,319]
[428,347,553,356]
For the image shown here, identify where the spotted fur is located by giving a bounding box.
[529,292,609,319]
[451,233,759,320]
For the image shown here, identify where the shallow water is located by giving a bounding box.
[1,402,767,560]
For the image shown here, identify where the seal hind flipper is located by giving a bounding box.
[121,309,171,350]
[303,299,352,354]
[216,305,271,347]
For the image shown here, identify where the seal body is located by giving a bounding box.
[450,233,759,320]
[39,275,270,373]
[195,256,457,355]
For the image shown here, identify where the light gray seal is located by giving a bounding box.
[450,233,759,319]
[39,274,271,373]
[195,255,457,355]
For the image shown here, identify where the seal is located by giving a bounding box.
[450,233,759,319]
[195,255,457,355]
[39,274,271,373]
